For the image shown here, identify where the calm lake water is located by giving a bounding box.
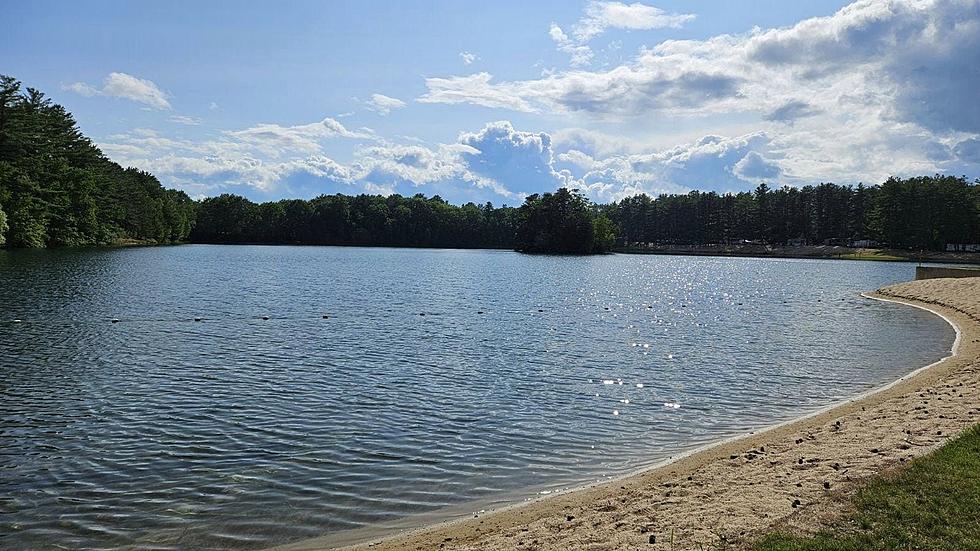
[0,246,954,550]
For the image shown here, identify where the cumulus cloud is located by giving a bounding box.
[745,0,980,134]
[733,151,782,180]
[419,0,980,131]
[65,72,172,110]
[459,51,477,65]
[576,132,781,201]
[365,93,407,115]
[100,114,793,204]
[96,116,375,197]
[458,121,571,194]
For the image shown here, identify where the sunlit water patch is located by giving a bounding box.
[0,246,953,550]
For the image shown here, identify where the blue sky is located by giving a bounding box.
[4,0,979,204]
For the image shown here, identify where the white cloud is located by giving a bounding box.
[420,0,980,128]
[226,117,372,157]
[89,1,980,204]
[459,51,477,65]
[550,23,594,67]
[65,72,172,110]
[419,72,536,112]
[64,82,98,97]
[365,93,407,116]
[573,1,696,42]
[169,115,202,126]
[417,0,980,186]
[733,151,782,181]
[548,2,694,66]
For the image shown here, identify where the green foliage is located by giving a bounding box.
[592,214,617,253]
[512,188,613,254]
[610,178,979,251]
[190,192,519,249]
[0,75,195,248]
[752,425,980,551]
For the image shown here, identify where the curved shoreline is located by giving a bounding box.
[273,278,980,551]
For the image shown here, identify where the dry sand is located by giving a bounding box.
[274,277,980,551]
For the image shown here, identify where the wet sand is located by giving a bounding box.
[273,277,980,551]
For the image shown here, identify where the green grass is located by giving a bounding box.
[751,425,980,551]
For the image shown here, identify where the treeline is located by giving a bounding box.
[0,75,195,247]
[191,193,518,249]
[605,178,980,250]
[190,188,616,253]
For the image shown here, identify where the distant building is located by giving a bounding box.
[946,243,980,252]
[787,237,806,247]
[850,239,877,248]
[822,238,849,246]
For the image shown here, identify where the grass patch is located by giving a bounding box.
[751,425,980,551]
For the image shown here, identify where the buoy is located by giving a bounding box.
[194,317,202,322]
[419,313,425,316]
[477,311,484,314]
[322,315,329,319]
[537,309,544,312]
[111,318,120,324]
[12,319,22,323]
[261,316,270,320]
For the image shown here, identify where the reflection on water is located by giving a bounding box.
[0,246,953,550]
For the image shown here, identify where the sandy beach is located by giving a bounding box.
[274,277,980,551]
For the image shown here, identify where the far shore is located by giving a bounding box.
[615,243,980,265]
[269,276,980,551]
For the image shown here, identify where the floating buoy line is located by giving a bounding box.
[1,298,775,327]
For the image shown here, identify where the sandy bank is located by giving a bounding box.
[273,277,980,551]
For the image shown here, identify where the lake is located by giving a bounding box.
[0,246,954,550]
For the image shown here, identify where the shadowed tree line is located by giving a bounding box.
[190,187,616,254]
[0,75,195,247]
[605,178,979,251]
[190,193,519,249]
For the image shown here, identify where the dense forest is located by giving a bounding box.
[606,177,980,251]
[191,187,616,253]
[1,75,977,253]
[0,75,194,247]
[190,177,979,253]
[191,192,518,249]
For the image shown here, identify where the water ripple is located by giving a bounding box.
[0,246,953,550]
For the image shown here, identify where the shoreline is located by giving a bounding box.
[614,245,980,265]
[272,278,980,551]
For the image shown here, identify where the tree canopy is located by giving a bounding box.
[514,188,615,254]
[190,193,518,249]
[0,75,195,247]
[605,177,979,250]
